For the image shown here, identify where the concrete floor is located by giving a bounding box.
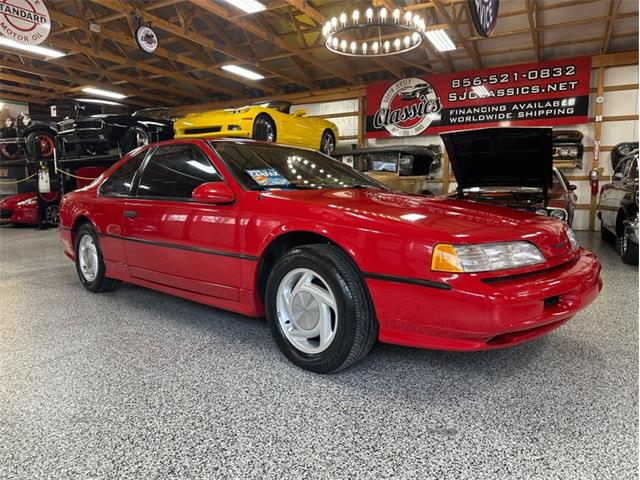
[0,227,637,480]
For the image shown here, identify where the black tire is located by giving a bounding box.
[44,202,59,226]
[118,126,151,155]
[74,223,120,292]
[265,244,377,373]
[619,226,639,265]
[320,130,335,155]
[25,129,56,159]
[252,115,276,143]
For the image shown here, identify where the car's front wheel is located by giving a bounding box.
[320,130,335,156]
[44,202,59,226]
[74,223,120,292]
[252,115,276,143]
[619,224,639,265]
[265,244,377,373]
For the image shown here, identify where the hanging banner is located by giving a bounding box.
[0,0,51,46]
[366,56,592,138]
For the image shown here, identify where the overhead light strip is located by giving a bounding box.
[220,0,266,14]
[425,29,456,52]
[81,87,127,99]
[221,65,265,81]
[75,98,124,106]
[0,37,65,58]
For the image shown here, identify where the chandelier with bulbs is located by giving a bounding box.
[322,7,428,57]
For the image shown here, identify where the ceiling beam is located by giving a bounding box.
[602,0,621,54]
[524,0,540,61]
[0,92,51,105]
[430,0,481,69]
[188,0,360,85]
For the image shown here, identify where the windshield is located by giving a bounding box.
[211,142,385,191]
[367,153,398,173]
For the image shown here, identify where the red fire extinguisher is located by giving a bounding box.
[590,168,599,195]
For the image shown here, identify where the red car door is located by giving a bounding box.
[121,142,242,301]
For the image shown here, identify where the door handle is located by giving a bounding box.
[124,210,137,218]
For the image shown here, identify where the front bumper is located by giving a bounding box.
[367,248,602,351]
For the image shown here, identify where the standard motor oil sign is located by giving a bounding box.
[366,56,592,138]
[0,0,51,46]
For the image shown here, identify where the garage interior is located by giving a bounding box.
[0,0,638,479]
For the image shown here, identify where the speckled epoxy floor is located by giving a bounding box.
[0,227,637,480]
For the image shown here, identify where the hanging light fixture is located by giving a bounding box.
[323,5,449,57]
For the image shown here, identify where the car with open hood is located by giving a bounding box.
[443,127,577,225]
[174,101,339,155]
[334,145,442,195]
[552,129,584,168]
[58,138,601,373]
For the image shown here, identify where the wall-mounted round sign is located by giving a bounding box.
[135,25,158,53]
[0,0,51,45]
[467,0,499,37]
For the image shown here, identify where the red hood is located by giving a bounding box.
[259,189,574,260]
[0,192,36,209]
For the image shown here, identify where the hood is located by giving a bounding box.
[259,189,572,256]
[442,127,553,193]
[0,192,36,209]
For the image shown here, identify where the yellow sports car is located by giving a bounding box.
[174,101,339,155]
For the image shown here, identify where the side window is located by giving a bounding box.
[100,150,146,197]
[626,157,638,179]
[137,144,222,199]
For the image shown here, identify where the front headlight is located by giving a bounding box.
[566,228,579,250]
[535,208,548,216]
[21,114,31,126]
[4,118,13,128]
[548,208,568,221]
[431,241,546,273]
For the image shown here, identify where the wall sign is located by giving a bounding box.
[135,25,158,53]
[366,56,592,139]
[0,0,51,45]
[468,0,499,37]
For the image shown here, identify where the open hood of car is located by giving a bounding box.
[442,127,553,193]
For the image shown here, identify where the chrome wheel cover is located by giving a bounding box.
[135,128,150,147]
[257,118,275,142]
[45,204,59,225]
[78,234,99,282]
[321,133,335,155]
[276,268,338,354]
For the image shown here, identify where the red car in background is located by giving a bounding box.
[58,139,602,373]
[0,166,106,226]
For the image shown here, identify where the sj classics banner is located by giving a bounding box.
[366,56,592,138]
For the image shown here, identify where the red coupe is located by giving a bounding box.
[58,139,602,373]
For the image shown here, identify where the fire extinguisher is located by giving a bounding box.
[589,168,599,195]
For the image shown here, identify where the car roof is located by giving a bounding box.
[334,145,438,156]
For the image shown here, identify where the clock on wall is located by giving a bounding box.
[467,0,499,37]
[135,25,158,53]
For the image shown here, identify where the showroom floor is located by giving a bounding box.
[0,227,636,480]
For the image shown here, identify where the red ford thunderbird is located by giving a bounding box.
[58,138,602,373]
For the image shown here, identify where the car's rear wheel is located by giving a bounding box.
[265,244,377,373]
[25,129,55,159]
[74,223,120,292]
[252,115,276,143]
[320,130,335,155]
[44,202,59,226]
[619,225,638,265]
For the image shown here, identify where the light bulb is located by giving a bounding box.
[340,39,347,51]
[412,32,420,44]
[383,40,390,52]
[372,41,379,54]
[331,17,337,27]
[362,42,368,54]
[413,15,421,26]
[380,7,387,21]
[332,37,338,48]
[405,11,412,24]
[352,10,359,23]
[419,19,426,30]
[403,35,411,47]
[393,9,400,22]
[339,13,347,26]
[350,41,357,53]
[366,8,373,21]
[394,38,401,50]
[325,21,331,33]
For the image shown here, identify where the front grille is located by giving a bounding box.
[543,295,560,308]
[58,119,103,133]
[184,126,222,135]
[0,210,13,219]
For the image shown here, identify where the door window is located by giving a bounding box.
[137,144,222,199]
[99,150,146,197]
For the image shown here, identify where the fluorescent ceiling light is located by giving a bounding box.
[0,37,65,58]
[472,85,490,98]
[221,65,265,81]
[425,29,456,52]
[220,0,266,13]
[75,98,124,106]
[81,87,127,99]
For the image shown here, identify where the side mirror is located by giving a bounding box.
[293,109,306,117]
[568,184,578,191]
[192,182,235,204]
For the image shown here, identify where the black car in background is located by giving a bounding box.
[0,113,57,161]
[57,107,174,156]
[598,149,638,264]
[552,130,584,168]
[610,141,638,172]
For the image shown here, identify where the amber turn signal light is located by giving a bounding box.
[431,244,464,273]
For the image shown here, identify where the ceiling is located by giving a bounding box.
[0,0,637,109]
